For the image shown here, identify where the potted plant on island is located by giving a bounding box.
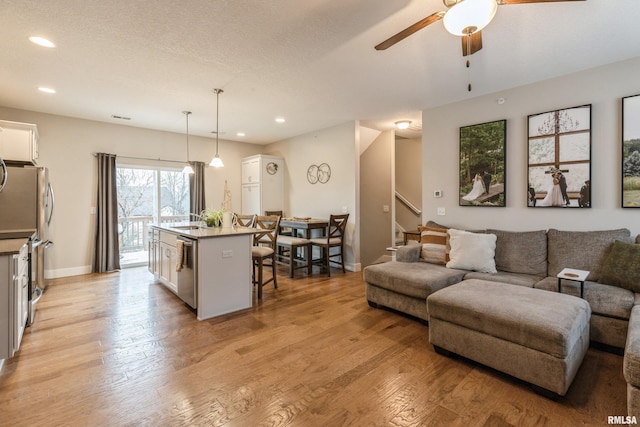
[199,208,224,227]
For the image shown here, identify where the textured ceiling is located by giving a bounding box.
[1,0,639,144]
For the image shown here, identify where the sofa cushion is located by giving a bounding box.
[534,276,635,320]
[419,226,448,264]
[446,229,497,274]
[487,229,547,276]
[396,242,422,263]
[547,228,631,281]
[463,271,543,287]
[363,262,467,299]
[598,240,640,292]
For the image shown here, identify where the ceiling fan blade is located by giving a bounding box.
[375,11,445,51]
[498,0,585,4]
[461,31,483,57]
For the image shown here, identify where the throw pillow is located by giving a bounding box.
[419,226,448,264]
[598,240,640,292]
[446,228,497,273]
[396,241,422,263]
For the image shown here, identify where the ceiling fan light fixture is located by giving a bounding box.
[443,0,497,36]
[395,120,412,130]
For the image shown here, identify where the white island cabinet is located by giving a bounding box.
[149,223,257,320]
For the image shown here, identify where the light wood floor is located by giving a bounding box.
[0,266,627,426]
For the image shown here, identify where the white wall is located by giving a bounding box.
[422,56,640,237]
[0,107,261,277]
[266,121,360,271]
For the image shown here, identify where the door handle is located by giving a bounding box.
[46,182,55,225]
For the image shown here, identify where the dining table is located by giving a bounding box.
[279,217,329,239]
[278,218,329,276]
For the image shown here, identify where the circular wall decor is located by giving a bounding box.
[266,162,278,175]
[318,163,331,184]
[307,163,331,184]
[307,164,319,184]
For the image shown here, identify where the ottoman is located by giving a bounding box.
[427,279,591,397]
[624,306,640,416]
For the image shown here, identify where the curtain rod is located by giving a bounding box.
[93,153,192,164]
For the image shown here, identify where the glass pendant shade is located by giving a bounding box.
[443,0,497,36]
[209,155,224,168]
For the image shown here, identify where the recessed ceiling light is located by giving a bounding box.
[237,132,245,137]
[395,120,411,130]
[29,36,56,48]
[38,87,56,94]
[275,117,285,123]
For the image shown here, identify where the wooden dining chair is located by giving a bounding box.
[275,234,311,278]
[252,215,280,298]
[310,213,349,276]
[235,213,255,228]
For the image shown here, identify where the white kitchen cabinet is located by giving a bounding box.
[158,231,178,294]
[0,241,28,362]
[240,155,284,215]
[0,120,39,165]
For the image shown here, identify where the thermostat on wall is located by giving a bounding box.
[434,190,443,198]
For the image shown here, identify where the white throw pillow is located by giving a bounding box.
[446,228,497,273]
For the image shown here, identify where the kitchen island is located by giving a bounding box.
[148,222,257,320]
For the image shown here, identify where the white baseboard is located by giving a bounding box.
[46,265,92,279]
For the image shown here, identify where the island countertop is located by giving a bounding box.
[150,222,258,239]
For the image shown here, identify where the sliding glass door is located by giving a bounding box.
[116,165,190,267]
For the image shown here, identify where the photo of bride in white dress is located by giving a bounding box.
[462,173,486,201]
[537,171,564,207]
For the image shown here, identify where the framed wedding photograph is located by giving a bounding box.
[527,104,591,208]
[458,119,506,207]
[623,94,640,208]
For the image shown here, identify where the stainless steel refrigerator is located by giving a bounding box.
[0,165,54,325]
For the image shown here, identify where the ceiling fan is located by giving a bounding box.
[375,0,585,56]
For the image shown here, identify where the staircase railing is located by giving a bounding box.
[395,191,421,216]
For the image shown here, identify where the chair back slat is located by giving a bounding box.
[253,215,280,247]
[236,214,256,228]
[328,213,349,239]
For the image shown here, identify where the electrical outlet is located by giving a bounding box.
[222,250,233,258]
[383,205,389,213]
[437,207,446,216]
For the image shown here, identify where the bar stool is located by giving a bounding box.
[252,215,280,298]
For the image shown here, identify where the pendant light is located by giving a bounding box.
[209,88,224,168]
[182,111,194,174]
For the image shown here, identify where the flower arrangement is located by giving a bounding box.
[199,208,224,227]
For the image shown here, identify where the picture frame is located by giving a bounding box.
[623,94,640,208]
[527,104,591,208]
[458,119,506,207]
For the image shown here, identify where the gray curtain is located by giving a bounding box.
[93,153,120,272]
[189,161,206,215]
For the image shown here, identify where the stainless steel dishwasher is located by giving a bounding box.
[176,236,197,309]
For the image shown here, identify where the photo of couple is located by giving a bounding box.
[527,105,591,208]
[462,170,493,202]
[459,120,506,207]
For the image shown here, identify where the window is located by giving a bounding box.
[116,164,190,266]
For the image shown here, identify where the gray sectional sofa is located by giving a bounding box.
[363,222,640,405]
[364,221,638,348]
